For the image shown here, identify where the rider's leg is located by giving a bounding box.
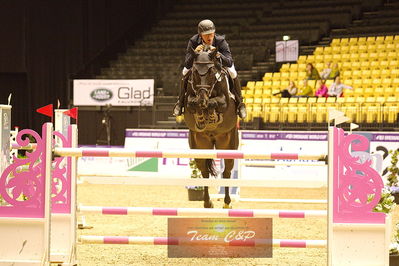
[173,68,190,116]
[227,65,247,119]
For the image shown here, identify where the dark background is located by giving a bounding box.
[0,0,172,143]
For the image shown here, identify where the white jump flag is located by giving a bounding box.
[7,93,12,105]
[335,116,350,126]
[350,123,359,131]
[328,108,344,121]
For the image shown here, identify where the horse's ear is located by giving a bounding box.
[208,48,217,60]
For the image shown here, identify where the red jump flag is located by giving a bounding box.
[36,104,53,118]
[64,107,78,119]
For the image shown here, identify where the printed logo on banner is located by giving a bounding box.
[168,218,272,258]
[90,88,113,102]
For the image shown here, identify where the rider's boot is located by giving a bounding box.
[232,77,247,119]
[173,76,186,116]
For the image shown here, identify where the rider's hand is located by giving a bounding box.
[216,52,221,58]
[195,45,204,53]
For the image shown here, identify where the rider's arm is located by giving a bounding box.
[218,39,234,68]
[184,39,196,69]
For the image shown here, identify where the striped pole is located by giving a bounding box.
[239,198,327,204]
[10,142,38,150]
[78,205,327,219]
[54,147,326,160]
[78,236,327,248]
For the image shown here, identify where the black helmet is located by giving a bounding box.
[198,19,215,35]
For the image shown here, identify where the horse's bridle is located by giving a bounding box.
[189,60,226,98]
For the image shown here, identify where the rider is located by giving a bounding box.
[173,19,247,119]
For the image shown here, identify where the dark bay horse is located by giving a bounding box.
[183,49,239,208]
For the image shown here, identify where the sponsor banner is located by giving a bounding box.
[73,79,154,106]
[0,105,11,173]
[167,218,272,258]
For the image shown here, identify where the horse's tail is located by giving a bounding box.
[206,159,217,177]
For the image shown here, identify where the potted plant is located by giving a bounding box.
[186,159,204,201]
[372,149,399,264]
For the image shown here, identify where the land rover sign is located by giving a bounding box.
[73,79,154,106]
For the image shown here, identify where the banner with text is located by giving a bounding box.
[73,79,154,106]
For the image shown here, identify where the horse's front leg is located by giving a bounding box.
[195,158,214,208]
[223,158,234,209]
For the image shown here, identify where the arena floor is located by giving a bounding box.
[76,184,399,266]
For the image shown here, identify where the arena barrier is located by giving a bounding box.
[0,122,392,265]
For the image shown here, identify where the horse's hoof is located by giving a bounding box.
[223,203,232,209]
[204,201,214,208]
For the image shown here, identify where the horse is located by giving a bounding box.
[183,48,239,208]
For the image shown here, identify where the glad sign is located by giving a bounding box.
[73,79,154,106]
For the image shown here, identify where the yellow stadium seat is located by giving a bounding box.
[392,78,399,86]
[377,44,386,52]
[384,87,394,96]
[363,79,373,87]
[367,44,377,53]
[392,69,399,78]
[254,88,263,96]
[341,61,352,70]
[246,81,255,89]
[281,72,290,80]
[348,46,358,55]
[359,53,369,61]
[317,97,327,103]
[307,55,315,63]
[263,88,272,95]
[290,72,298,80]
[297,55,307,63]
[264,72,273,79]
[332,46,341,54]
[314,47,324,55]
[364,87,374,96]
[385,35,394,43]
[358,45,367,53]
[273,72,281,79]
[280,63,290,72]
[361,69,371,78]
[298,63,306,72]
[254,97,262,104]
[344,79,353,87]
[332,54,342,62]
[298,97,307,104]
[340,38,349,45]
[389,60,399,68]
[255,81,263,88]
[371,69,381,77]
[366,36,376,44]
[380,61,389,69]
[378,52,388,61]
[288,97,298,104]
[353,79,362,88]
[370,60,380,69]
[323,47,332,55]
[352,70,362,78]
[382,78,392,87]
[340,46,349,54]
[315,55,324,63]
[372,78,382,87]
[385,43,396,51]
[244,97,254,104]
[331,39,340,46]
[353,88,363,96]
[281,80,289,88]
[349,37,358,44]
[315,62,324,70]
[325,79,334,87]
[351,61,361,70]
[374,87,384,96]
[272,80,281,88]
[263,80,272,88]
[360,61,370,70]
[289,63,298,71]
[375,36,385,44]
[358,37,367,44]
[262,97,272,104]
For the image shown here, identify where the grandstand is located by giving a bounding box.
[92,0,398,131]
